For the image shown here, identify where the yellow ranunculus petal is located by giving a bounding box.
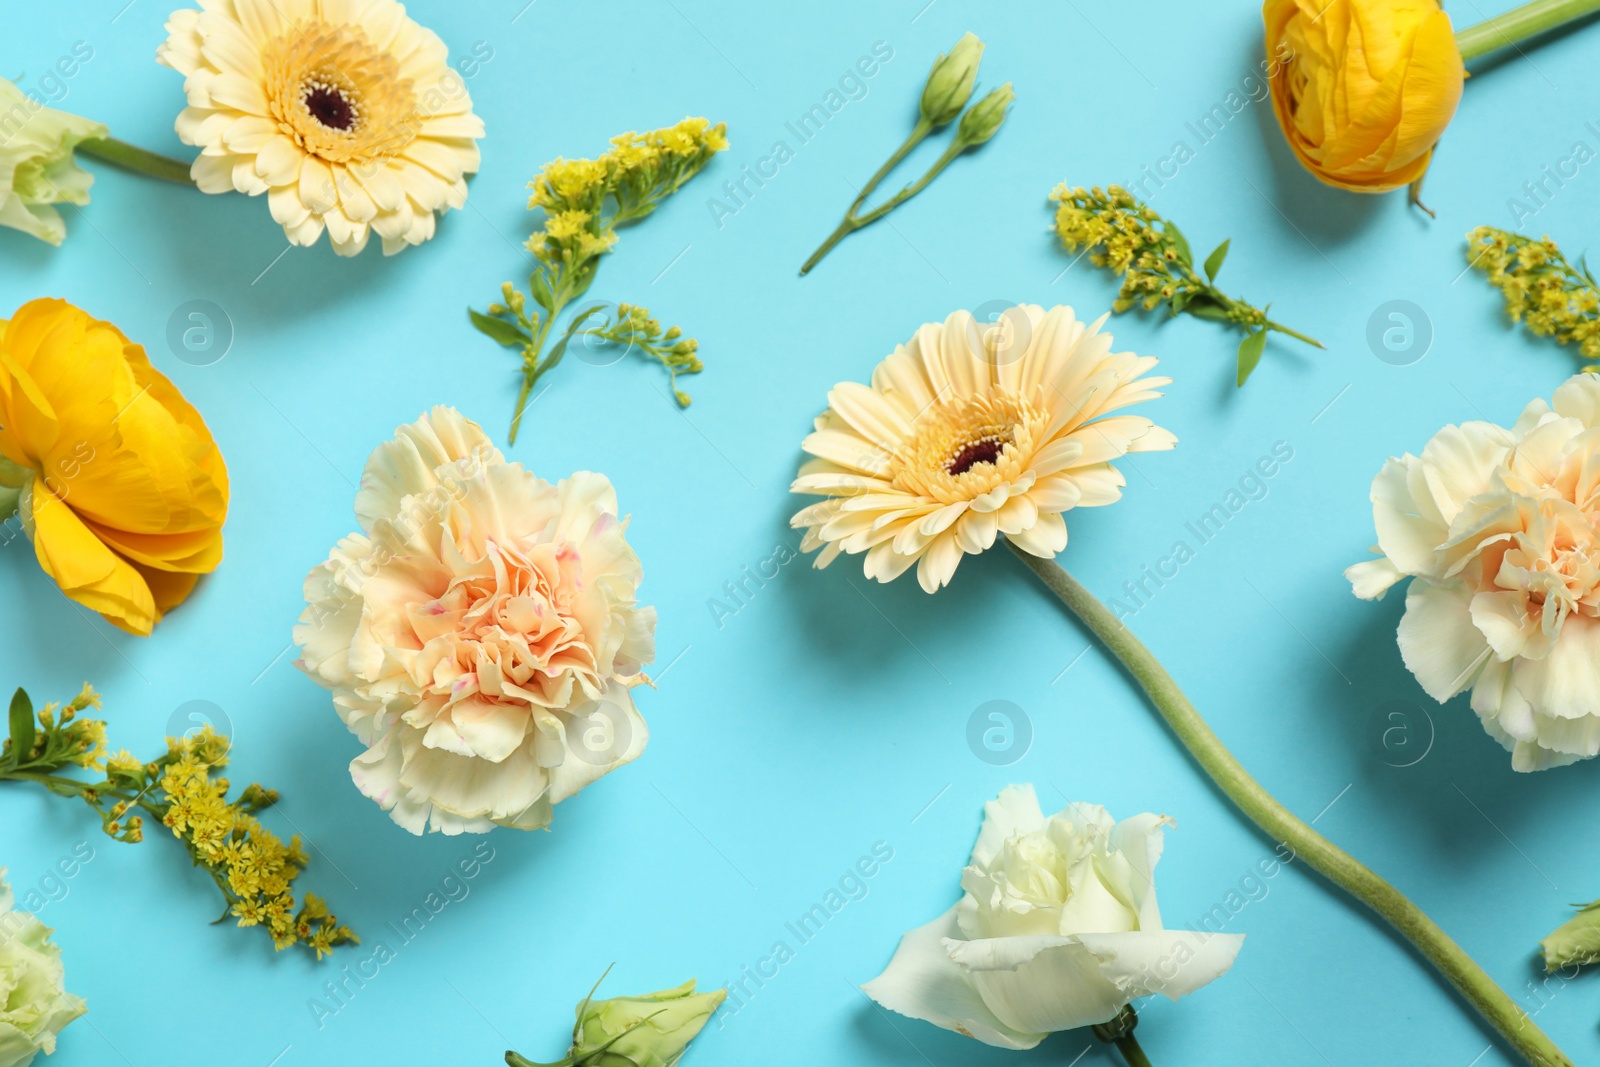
[1265,0,1464,193]
[24,477,157,635]
[0,298,229,634]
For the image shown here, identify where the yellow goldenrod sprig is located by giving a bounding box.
[801,33,1013,275]
[1050,184,1324,385]
[1467,225,1600,370]
[470,117,728,443]
[1,686,356,960]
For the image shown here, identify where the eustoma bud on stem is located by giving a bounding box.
[505,970,724,1067]
[800,33,1013,275]
[920,31,983,126]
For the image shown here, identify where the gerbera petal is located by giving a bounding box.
[789,305,1170,591]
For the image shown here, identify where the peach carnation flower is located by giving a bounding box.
[789,305,1175,592]
[1348,373,1600,770]
[294,407,655,833]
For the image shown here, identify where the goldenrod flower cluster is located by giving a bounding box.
[472,117,727,442]
[1467,226,1600,370]
[1,685,356,961]
[1051,185,1242,318]
[527,117,729,268]
[1049,184,1322,384]
[156,728,356,957]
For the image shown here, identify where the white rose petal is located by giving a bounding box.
[864,786,1242,1048]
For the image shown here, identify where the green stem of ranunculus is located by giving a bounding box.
[76,137,195,186]
[1455,0,1600,61]
[1006,543,1576,1067]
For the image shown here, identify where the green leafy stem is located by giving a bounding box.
[472,286,702,445]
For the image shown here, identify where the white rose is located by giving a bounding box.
[1347,373,1600,771]
[863,785,1243,1048]
[294,407,656,834]
[0,870,86,1067]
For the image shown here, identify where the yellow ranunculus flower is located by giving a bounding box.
[0,298,228,635]
[1265,0,1465,193]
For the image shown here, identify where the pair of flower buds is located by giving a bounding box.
[917,32,1014,146]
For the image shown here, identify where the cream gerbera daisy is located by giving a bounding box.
[157,0,485,256]
[790,305,1175,592]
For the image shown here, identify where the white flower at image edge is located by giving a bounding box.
[1347,373,1600,771]
[294,407,656,834]
[157,0,485,255]
[863,786,1242,1048]
[0,870,86,1067]
[0,78,106,247]
[790,304,1175,593]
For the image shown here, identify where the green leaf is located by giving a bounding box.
[528,270,557,312]
[1164,221,1193,267]
[1236,330,1267,387]
[1184,296,1231,323]
[1170,290,1193,314]
[469,309,529,348]
[540,305,609,376]
[568,260,599,302]
[8,688,34,764]
[1204,239,1230,283]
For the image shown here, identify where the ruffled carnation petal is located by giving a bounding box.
[1351,374,1600,770]
[298,408,655,833]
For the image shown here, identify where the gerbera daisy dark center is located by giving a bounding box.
[302,81,359,131]
[947,435,1007,475]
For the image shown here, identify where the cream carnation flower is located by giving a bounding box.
[790,305,1175,591]
[1348,373,1600,771]
[157,0,484,256]
[294,407,656,833]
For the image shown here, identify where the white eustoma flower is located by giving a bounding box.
[294,407,655,834]
[0,78,106,246]
[1348,373,1600,771]
[157,0,484,255]
[0,870,86,1067]
[863,785,1242,1048]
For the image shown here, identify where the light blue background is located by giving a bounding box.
[4,1,1600,1064]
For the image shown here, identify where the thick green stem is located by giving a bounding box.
[1007,543,1575,1067]
[76,137,194,186]
[1455,0,1600,60]
[1114,1036,1154,1067]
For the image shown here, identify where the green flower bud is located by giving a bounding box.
[0,78,108,246]
[920,32,983,127]
[570,979,725,1067]
[955,82,1014,148]
[1542,901,1600,971]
